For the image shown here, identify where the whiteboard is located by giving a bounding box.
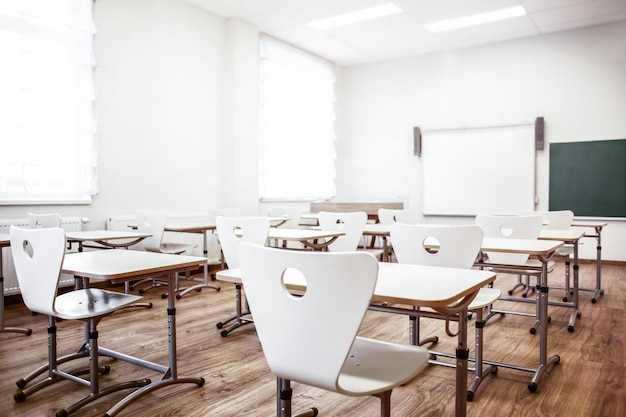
[422,122,535,216]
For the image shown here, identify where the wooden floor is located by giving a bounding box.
[0,260,624,417]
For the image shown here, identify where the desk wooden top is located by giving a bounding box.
[164,217,289,233]
[267,227,344,241]
[217,262,495,309]
[481,237,563,255]
[62,250,207,281]
[363,223,391,236]
[538,229,585,243]
[66,230,151,242]
[571,220,608,228]
[310,201,403,216]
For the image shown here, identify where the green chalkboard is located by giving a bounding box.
[549,139,626,218]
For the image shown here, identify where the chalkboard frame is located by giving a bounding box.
[549,139,626,218]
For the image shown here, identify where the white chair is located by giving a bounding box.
[238,242,429,417]
[132,210,218,298]
[215,216,270,337]
[377,208,419,260]
[10,226,149,416]
[317,211,383,258]
[475,213,550,333]
[268,206,304,249]
[390,223,501,401]
[27,212,61,228]
[377,208,419,225]
[521,210,575,301]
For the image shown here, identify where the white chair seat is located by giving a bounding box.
[337,336,428,396]
[55,289,142,320]
[469,288,502,310]
[148,242,192,255]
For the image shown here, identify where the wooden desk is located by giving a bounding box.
[572,220,608,303]
[477,237,563,393]
[0,234,32,336]
[363,223,392,261]
[35,250,207,416]
[217,262,495,417]
[309,201,403,221]
[267,227,345,251]
[66,230,151,252]
[538,229,585,332]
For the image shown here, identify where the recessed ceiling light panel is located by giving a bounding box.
[424,6,527,33]
[308,3,402,31]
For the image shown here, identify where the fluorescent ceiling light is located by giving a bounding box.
[308,3,402,31]
[424,6,527,33]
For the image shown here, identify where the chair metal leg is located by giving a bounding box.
[377,390,393,417]
[409,308,438,347]
[277,378,318,417]
[14,316,151,417]
[467,308,498,401]
[216,284,254,337]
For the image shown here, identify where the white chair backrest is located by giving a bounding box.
[521,210,573,230]
[238,242,378,391]
[475,214,543,265]
[135,210,167,251]
[317,211,367,252]
[390,223,483,269]
[10,226,66,316]
[27,213,62,229]
[216,216,270,269]
[268,206,303,229]
[208,208,240,221]
[378,208,419,225]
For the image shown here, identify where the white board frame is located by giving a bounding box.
[421,121,536,216]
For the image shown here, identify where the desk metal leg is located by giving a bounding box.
[175,231,220,299]
[455,308,469,417]
[528,258,561,393]
[104,272,205,417]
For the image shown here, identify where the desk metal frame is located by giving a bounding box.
[17,250,207,417]
[572,221,607,303]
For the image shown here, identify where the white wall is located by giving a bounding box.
[338,21,626,261]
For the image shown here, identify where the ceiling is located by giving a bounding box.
[184,0,626,66]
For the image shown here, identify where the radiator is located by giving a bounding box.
[106,213,208,257]
[1,216,83,296]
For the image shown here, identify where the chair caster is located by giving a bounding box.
[56,409,69,417]
[528,382,538,393]
[568,325,574,333]
[216,322,224,329]
[16,378,27,389]
[14,391,26,402]
[176,294,182,300]
[467,391,474,402]
[220,329,229,337]
[161,293,167,299]
[530,327,536,335]
[563,296,569,302]
[198,377,206,387]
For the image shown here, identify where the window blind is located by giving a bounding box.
[258,35,336,201]
[0,0,98,204]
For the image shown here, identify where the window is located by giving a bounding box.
[0,0,97,204]
[258,35,336,201]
